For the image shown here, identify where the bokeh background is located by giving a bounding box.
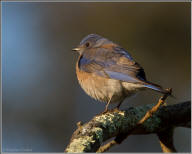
[2,2,191,152]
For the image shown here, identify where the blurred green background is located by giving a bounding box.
[2,2,191,152]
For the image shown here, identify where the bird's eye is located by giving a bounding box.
[85,42,90,48]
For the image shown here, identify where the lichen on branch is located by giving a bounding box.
[65,101,190,153]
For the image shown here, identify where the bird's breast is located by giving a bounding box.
[76,63,124,103]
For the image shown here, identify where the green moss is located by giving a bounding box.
[92,127,103,143]
[94,111,125,134]
[66,103,164,153]
[66,127,105,152]
[65,135,94,153]
[143,115,161,132]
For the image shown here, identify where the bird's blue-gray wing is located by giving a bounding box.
[78,47,146,83]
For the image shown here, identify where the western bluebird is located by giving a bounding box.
[73,34,169,112]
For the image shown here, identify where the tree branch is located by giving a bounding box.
[157,127,177,152]
[65,101,190,153]
[97,89,172,152]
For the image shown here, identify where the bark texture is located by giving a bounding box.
[65,101,190,153]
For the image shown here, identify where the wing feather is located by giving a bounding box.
[78,46,146,83]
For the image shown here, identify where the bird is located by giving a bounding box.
[72,34,170,112]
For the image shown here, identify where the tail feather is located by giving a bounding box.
[143,81,171,95]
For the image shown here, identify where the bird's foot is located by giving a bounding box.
[113,107,121,112]
[101,107,121,114]
[101,108,109,114]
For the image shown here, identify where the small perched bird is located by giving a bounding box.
[73,34,169,112]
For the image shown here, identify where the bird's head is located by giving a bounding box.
[72,34,112,55]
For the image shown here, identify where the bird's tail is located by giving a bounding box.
[143,81,173,96]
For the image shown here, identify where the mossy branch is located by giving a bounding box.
[65,101,190,153]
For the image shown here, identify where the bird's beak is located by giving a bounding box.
[72,48,80,52]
